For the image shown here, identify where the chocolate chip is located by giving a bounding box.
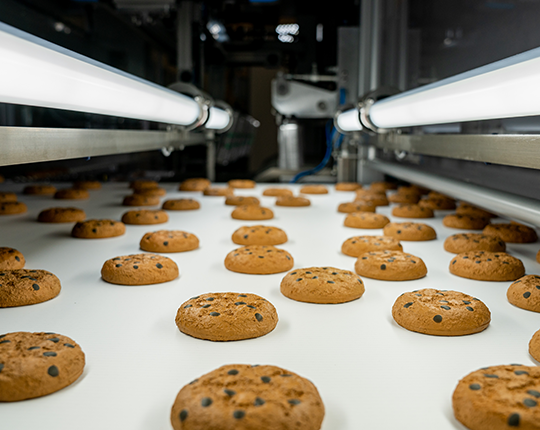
[515,370,529,375]
[507,413,520,427]
[201,397,212,407]
[440,305,451,310]
[0,340,10,344]
[484,374,499,378]
[261,376,271,383]
[404,302,414,308]
[15,256,19,261]
[296,278,303,282]
[528,390,540,398]
[64,343,74,348]
[255,313,263,322]
[247,305,256,309]
[27,346,40,350]
[163,241,168,246]
[238,294,247,297]
[48,337,59,343]
[233,410,245,419]
[47,365,59,377]
[156,263,163,269]
[327,280,335,284]
[184,304,192,308]
[469,384,481,390]
[133,265,139,269]
[210,312,220,316]
[524,398,537,407]
[254,397,265,406]
[228,369,239,375]
[224,389,236,396]
[116,264,122,267]
[433,315,443,323]
[32,284,40,291]
[201,304,211,308]
[43,351,57,357]
[380,264,386,270]
[235,302,246,305]
[0,363,3,372]
[466,306,474,311]
[179,410,188,421]
[288,399,301,405]
[206,297,215,301]
[524,292,531,298]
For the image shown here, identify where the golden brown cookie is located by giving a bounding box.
[37,207,86,223]
[262,188,293,197]
[449,251,525,281]
[162,198,200,211]
[337,201,376,213]
[392,288,491,336]
[452,364,540,430]
[122,194,160,206]
[23,185,57,195]
[73,180,101,190]
[54,188,89,200]
[383,222,437,241]
[130,179,159,191]
[344,212,390,229]
[140,230,199,253]
[388,192,421,204]
[0,202,27,215]
[335,182,362,191]
[300,185,328,194]
[443,214,490,230]
[0,331,85,401]
[175,292,278,341]
[225,196,260,206]
[391,204,434,218]
[121,209,168,225]
[397,185,424,195]
[232,225,288,246]
[341,236,403,257]
[203,187,234,197]
[444,233,506,254]
[101,253,179,285]
[0,269,61,307]
[0,248,25,270]
[355,193,389,207]
[134,187,166,197]
[354,250,427,281]
[483,223,538,243]
[275,195,311,207]
[170,364,325,430]
[507,275,540,313]
[370,181,397,192]
[280,267,365,304]
[231,205,273,220]
[224,245,293,275]
[179,178,211,191]
[228,179,256,189]
[355,188,386,198]
[71,219,126,239]
[0,192,17,203]
[456,203,496,219]
[529,329,540,362]
[419,197,456,210]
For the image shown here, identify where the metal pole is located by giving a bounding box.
[359,0,373,97]
[398,0,409,91]
[370,0,383,91]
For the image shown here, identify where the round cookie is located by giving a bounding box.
[54,188,89,200]
[457,203,496,219]
[392,288,491,336]
[383,222,437,241]
[354,250,427,281]
[507,275,540,313]
[337,201,376,213]
[232,225,288,246]
[419,197,456,210]
[300,184,328,194]
[23,185,57,195]
[162,198,200,211]
[444,233,506,254]
[355,193,389,207]
[391,204,434,218]
[121,209,168,225]
[37,207,86,223]
[449,251,525,281]
[443,214,490,230]
[335,182,361,191]
[0,192,17,202]
[0,269,61,307]
[140,230,199,253]
[175,292,278,341]
[179,178,211,192]
[0,331,85,401]
[231,205,273,220]
[483,222,538,243]
[122,194,160,206]
[203,187,234,197]
[0,202,27,215]
[428,191,452,200]
[280,267,365,304]
[397,185,424,195]
[225,196,260,206]
[355,188,386,198]
[344,212,390,229]
[370,181,397,192]
[275,195,311,207]
[341,236,403,257]
[73,180,101,190]
[130,179,158,191]
[529,329,540,362]
[170,364,325,430]
[388,192,420,204]
[0,248,25,270]
[228,179,256,189]
[101,253,179,285]
[262,188,293,197]
[224,245,293,275]
[452,364,540,430]
[71,219,126,239]
[134,187,166,197]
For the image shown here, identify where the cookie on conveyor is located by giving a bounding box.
[0,269,61,307]
[37,207,86,223]
[140,230,199,253]
[121,209,168,225]
[443,214,490,230]
[344,212,390,229]
[335,182,361,191]
[0,192,17,202]
[300,184,328,194]
[397,185,425,195]
[130,179,158,190]
[162,198,200,211]
[203,187,234,197]
[337,201,376,213]
[483,222,538,243]
[354,250,427,281]
[71,219,126,239]
[419,197,456,210]
[456,203,496,219]
[452,364,540,430]
[388,192,420,204]
[0,248,25,270]
[101,253,179,285]
[179,178,211,191]
[392,288,491,336]
[275,195,311,207]
[341,236,403,257]
[73,180,101,190]
[507,275,540,313]
[0,331,85,401]
[228,179,256,189]
[449,251,525,281]
[170,364,325,430]
[529,329,540,362]
[391,204,434,219]
[355,188,386,198]
[175,292,278,341]
[122,194,160,206]
[262,188,293,197]
[134,187,166,197]
[280,267,365,304]
[0,202,27,215]
[224,245,293,274]
[54,188,89,200]
[355,193,389,207]
[23,185,57,195]
[231,205,273,220]
[232,225,287,246]
[444,233,506,254]
[225,196,260,206]
[383,222,437,241]
[370,181,397,192]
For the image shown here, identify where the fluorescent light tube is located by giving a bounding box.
[205,106,232,130]
[0,22,201,126]
[335,108,363,132]
[369,46,540,128]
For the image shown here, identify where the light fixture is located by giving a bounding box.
[205,102,234,133]
[335,107,363,133]
[0,21,201,126]
[276,23,299,43]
